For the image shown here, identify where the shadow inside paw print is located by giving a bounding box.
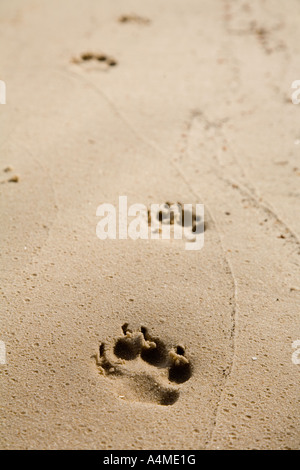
[95,324,192,406]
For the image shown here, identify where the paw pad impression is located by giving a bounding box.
[95,324,192,405]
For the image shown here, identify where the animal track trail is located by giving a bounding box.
[222,1,286,55]
[95,324,192,406]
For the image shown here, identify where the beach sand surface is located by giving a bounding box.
[0,0,299,449]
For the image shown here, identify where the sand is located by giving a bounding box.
[0,0,299,450]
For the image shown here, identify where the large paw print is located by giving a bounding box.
[95,324,192,406]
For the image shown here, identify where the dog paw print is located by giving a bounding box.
[95,324,192,406]
[0,166,19,184]
[71,52,118,69]
[118,14,151,25]
[147,201,206,236]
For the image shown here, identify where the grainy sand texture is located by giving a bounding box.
[0,0,300,450]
